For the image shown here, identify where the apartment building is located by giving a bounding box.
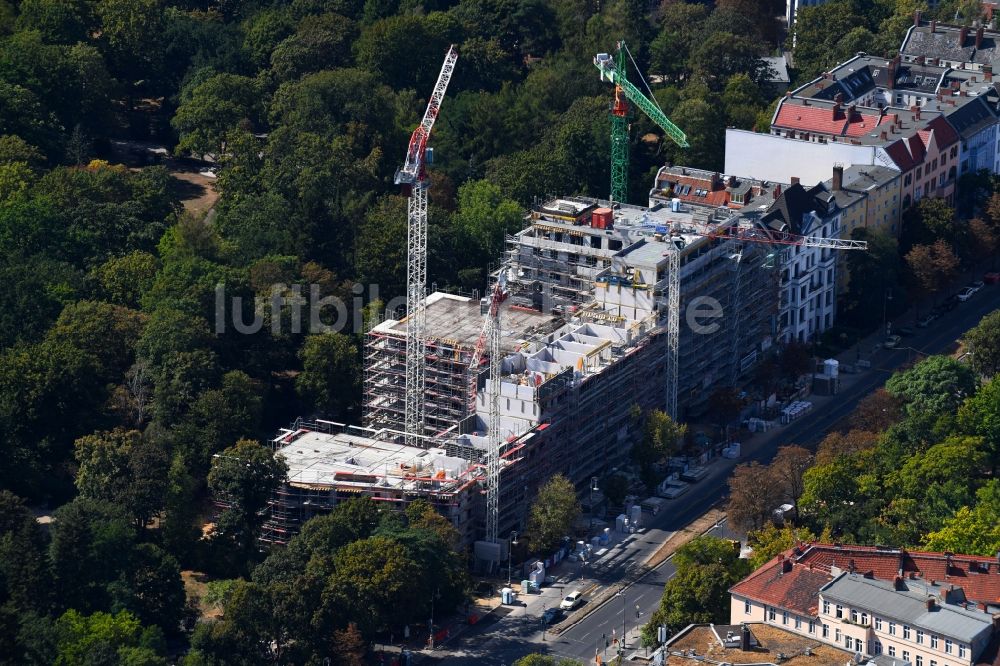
[730,544,1000,666]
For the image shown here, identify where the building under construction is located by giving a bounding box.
[260,419,489,547]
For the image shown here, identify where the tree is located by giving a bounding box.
[885,355,977,419]
[905,239,960,299]
[270,13,358,82]
[815,429,879,465]
[963,309,1000,378]
[966,217,997,269]
[172,73,262,157]
[332,622,366,666]
[771,445,813,519]
[644,536,750,638]
[295,333,361,419]
[527,474,581,553]
[849,388,904,432]
[90,252,160,308]
[779,342,813,383]
[49,498,137,615]
[844,228,902,325]
[747,523,817,570]
[52,609,167,666]
[74,429,140,507]
[727,462,776,532]
[897,436,986,533]
[514,657,584,666]
[632,410,686,489]
[923,480,1000,556]
[959,375,1000,473]
[207,439,288,572]
[0,490,51,660]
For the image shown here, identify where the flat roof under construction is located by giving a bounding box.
[274,429,475,492]
[373,292,564,352]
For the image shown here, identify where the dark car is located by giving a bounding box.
[542,607,560,624]
[896,326,915,337]
[917,313,937,328]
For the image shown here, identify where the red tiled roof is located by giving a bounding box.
[773,104,849,135]
[659,175,731,207]
[844,112,884,137]
[923,115,960,148]
[730,556,834,616]
[734,543,1000,617]
[796,543,1000,606]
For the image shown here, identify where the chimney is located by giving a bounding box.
[880,130,888,141]
[888,55,900,90]
[917,55,926,65]
[785,90,793,98]
[773,183,782,197]
[960,26,969,46]
[931,20,937,33]
[849,558,857,573]
[741,624,751,651]
[977,25,985,49]
[914,9,922,27]
[835,92,845,105]
[791,176,800,186]
[833,165,844,190]
[926,597,936,610]
[985,64,993,81]
[915,107,921,120]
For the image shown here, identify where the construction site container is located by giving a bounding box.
[591,208,613,229]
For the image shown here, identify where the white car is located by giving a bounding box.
[957,287,977,302]
[560,590,584,610]
[883,335,902,349]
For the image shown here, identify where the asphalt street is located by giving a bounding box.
[427,287,1000,666]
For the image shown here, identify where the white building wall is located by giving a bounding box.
[778,213,840,344]
[725,130,897,185]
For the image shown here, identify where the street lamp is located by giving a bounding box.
[507,530,518,585]
[882,289,893,337]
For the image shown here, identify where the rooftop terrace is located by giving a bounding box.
[665,624,851,666]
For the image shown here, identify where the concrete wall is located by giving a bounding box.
[725,130,891,185]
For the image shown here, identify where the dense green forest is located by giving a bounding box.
[0,0,996,662]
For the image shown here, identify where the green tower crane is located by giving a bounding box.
[595,42,689,205]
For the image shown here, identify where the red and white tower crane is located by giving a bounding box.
[395,46,458,448]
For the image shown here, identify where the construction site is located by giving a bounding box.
[258,43,868,556]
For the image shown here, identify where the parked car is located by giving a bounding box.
[896,326,915,337]
[917,313,937,328]
[984,272,1000,284]
[542,607,560,624]
[560,590,584,610]
[957,286,977,302]
[884,335,902,349]
[969,280,985,292]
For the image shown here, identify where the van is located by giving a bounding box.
[560,590,584,610]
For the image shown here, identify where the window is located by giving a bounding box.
[852,610,859,623]
[745,600,752,615]
[836,628,842,642]
[932,636,939,649]
[890,622,896,636]
[917,657,924,666]
[931,660,937,666]
[959,646,966,659]
[783,610,789,625]
[861,613,868,626]
[857,641,864,655]
[836,605,844,619]
[904,651,910,663]
[809,621,816,634]
[847,637,854,650]
[946,640,953,654]
[795,617,802,630]
[889,647,897,657]
[769,607,776,621]
[904,626,911,640]
[874,641,883,656]
[917,631,924,644]
[823,624,830,638]
[875,618,883,631]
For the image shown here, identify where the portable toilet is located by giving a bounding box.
[501,587,515,604]
[629,504,642,528]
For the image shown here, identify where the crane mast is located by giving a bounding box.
[471,272,507,544]
[395,46,458,448]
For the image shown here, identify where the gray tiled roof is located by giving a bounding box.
[821,574,994,643]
